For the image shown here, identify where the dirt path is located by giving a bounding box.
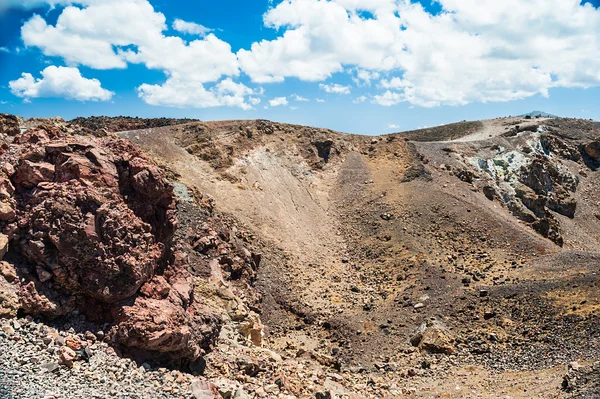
[451,117,552,142]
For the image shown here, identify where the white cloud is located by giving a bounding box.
[15,0,600,109]
[249,97,261,105]
[373,90,403,106]
[268,97,288,107]
[319,83,351,94]
[138,77,256,110]
[387,123,400,129]
[291,93,309,102]
[353,95,367,103]
[0,47,9,53]
[173,19,211,36]
[19,0,252,109]
[316,98,325,103]
[290,106,299,110]
[9,65,113,101]
[236,0,600,107]
[353,69,380,86]
[379,77,409,89]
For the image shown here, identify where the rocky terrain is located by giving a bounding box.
[0,112,599,398]
[68,116,200,136]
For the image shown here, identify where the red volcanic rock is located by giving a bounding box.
[0,114,252,368]
[19,182,163,302]
[13,125,60,144]
[18,280,76,318]
[140,275,171,299]
[1,122,178,304]
[109,292,222,366]
[0,115,211,366]
[13,160,55,188]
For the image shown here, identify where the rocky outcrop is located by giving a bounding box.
[0,114,225,368]
[465,129,584,245]
[6,129,176,305]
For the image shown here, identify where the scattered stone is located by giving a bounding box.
[2,324,15,335]
[58,347,77,368]
[40,362,60,373]
[0,234,8,260]
[483,311,496,320]
[411,319,455,355]
[191,380,220,399]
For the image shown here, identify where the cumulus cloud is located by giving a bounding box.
[172,19,211,36]
[237,0,600,107]
[291,93,309,102]
[139,77,257,110]
[15,0,600,109]
[373,90,403,106]
[316,98,325,103]
[319,83,351,94]
[387,123,401,129]
[353,95,367,103]
[9,65,113,101]
[19,0,253,109]
[268,97,288,107]
[353,69,380,86]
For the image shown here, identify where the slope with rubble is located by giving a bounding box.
[0,113,599,398]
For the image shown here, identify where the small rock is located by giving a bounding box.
[0,234,8,260]
[2,324,15,335]
[190,380,220,399]
[58,347,77,368]
[411,319,455,355]
[0,261,17,282]
[569,362,581,371]
[484,311,496,320]
[84,331,97,342]
[40,362,60,373]
[232,390,251,399]
[65,336,83,351]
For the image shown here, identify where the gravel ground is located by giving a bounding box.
[0,318,195,399]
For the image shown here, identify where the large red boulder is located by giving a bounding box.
[6,128,176,304]
[0,116,217,367]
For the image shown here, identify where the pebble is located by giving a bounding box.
[2,325,15,336]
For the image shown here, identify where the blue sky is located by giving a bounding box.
[0,0,599,135]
